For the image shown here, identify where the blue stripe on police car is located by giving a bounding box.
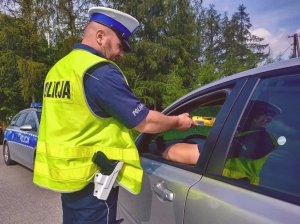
[5,129,37,149]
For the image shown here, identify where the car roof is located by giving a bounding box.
[18,107,40,114]
[171,57,300,106]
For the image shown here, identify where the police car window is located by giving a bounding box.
[24,112,37,130]
[10,114,21,126]
[223,73,300,199]
[14,113,28,127]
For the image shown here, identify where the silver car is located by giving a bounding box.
[118,58,300,223]
[3,103,41,170]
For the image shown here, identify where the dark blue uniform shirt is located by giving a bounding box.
[74,44,149,129]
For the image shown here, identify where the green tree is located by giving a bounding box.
[107,0,201,110]
[198,62,220,86]
[220,5,269,76]
[0,0,274,124]
[200,4,222,65]
[0,51,25,123]
[0,1,49,101]
[162,71,188,108]
[17,58,47,103]
[194,4,223,85]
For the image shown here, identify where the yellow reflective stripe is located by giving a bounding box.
[34,165,144,194]
[35,152,93,168]
[34,157,143,193]
[34,158,98,181]
[33,172,91,192]
[37,142,140,162]
[34,142,143,193]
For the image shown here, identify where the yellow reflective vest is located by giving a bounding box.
[222,130,277,185]
[33,48,143,194]
[223,154,269,185]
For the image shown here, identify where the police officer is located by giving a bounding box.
[33,7,193,224]
[223,100,281,184]
[229,101,281,159]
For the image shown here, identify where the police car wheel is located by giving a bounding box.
[3,143,16,166]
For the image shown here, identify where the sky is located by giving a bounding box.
[202,0,300,59]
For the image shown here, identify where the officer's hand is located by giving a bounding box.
[175,113,194,130]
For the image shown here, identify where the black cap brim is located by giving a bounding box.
[122,39,131,52]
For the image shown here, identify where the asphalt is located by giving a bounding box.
[0,144,62,224]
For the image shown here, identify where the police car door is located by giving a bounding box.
[20,111,38,169]
[10,112,28,163]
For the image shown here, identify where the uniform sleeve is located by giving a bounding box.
[83,63,149,129]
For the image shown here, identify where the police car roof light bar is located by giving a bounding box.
[30,102,42,108]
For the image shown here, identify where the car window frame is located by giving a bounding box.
[138,89,230,173]
[136,78,248,174]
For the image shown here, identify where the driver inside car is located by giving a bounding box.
[162,100,281,185]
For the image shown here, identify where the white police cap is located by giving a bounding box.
[88,7,140,52]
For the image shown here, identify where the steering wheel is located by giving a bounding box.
[182,134,207,144]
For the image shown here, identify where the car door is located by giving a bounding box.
[19,110,38,169]
[184,68,300,223]
[5,113,21,156]
[118,78,247,224]
[8,111,28,162]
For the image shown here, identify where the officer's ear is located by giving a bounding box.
[96,29,105,46]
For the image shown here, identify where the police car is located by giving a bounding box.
[2,103,41,170]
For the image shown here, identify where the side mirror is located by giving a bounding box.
[20,124,33,131]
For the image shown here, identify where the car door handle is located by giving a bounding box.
[153,181,174,202]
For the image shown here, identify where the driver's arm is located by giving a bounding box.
[162,143,200,165]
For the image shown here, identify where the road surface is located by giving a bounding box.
[0,144,62,224]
